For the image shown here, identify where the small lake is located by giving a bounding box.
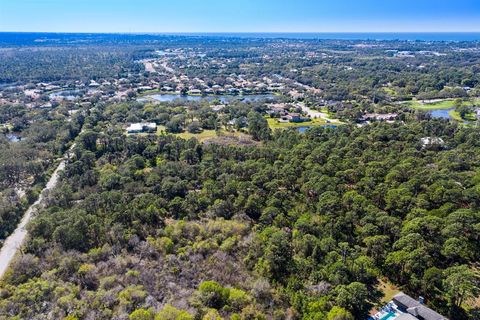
[429,108,454,119]
[139,93,276,104]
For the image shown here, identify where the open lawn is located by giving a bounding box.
[267,117,329,129]
[406,98,480,110]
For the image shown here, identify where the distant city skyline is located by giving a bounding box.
[1,0,480,33]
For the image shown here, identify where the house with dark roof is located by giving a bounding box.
[392,293,448,320]
[395,314,420,320]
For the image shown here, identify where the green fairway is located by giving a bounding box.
[407,98,480,110]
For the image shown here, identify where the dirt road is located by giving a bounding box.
[0,139,77,278]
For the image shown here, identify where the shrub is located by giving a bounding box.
[155,305,193,320]
[202,309,222,320]
[228,288,251,311]
[327,306,354,320]
[129,308,155,320]
[198,281,230,309]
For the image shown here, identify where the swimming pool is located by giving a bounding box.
[380,312,397,320]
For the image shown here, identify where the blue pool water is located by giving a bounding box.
[380,312,397,320]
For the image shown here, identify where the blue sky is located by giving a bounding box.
[1,0,479,33]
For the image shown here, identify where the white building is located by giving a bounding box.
[127,123,157,134]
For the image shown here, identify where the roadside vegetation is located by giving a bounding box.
[0,105,83,247]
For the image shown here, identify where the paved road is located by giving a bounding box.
[0,143,75,279]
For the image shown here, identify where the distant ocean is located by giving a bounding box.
[171,32,480,41]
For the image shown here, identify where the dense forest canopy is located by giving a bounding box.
[1,106,479,319]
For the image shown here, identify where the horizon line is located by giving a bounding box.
[2,31,480,34]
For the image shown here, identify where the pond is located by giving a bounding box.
[297,125,337,133]
[429,108,454,119]
[138,93,276,104]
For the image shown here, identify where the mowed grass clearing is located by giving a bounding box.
[156,125,218,141]
[407,100,456,110]
[175,130,219,141]
[167,129,246,143]
[267,117,329,129]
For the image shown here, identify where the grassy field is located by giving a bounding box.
[175,130,219,141]
[168,129,250,144]
[407,100,456,110]
[407,98,480,110]
[267,118,329,129]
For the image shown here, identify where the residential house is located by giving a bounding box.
[392,293,447,320]
[360,113,398,122]
[372,292,448,320]
[420,137,445,149]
